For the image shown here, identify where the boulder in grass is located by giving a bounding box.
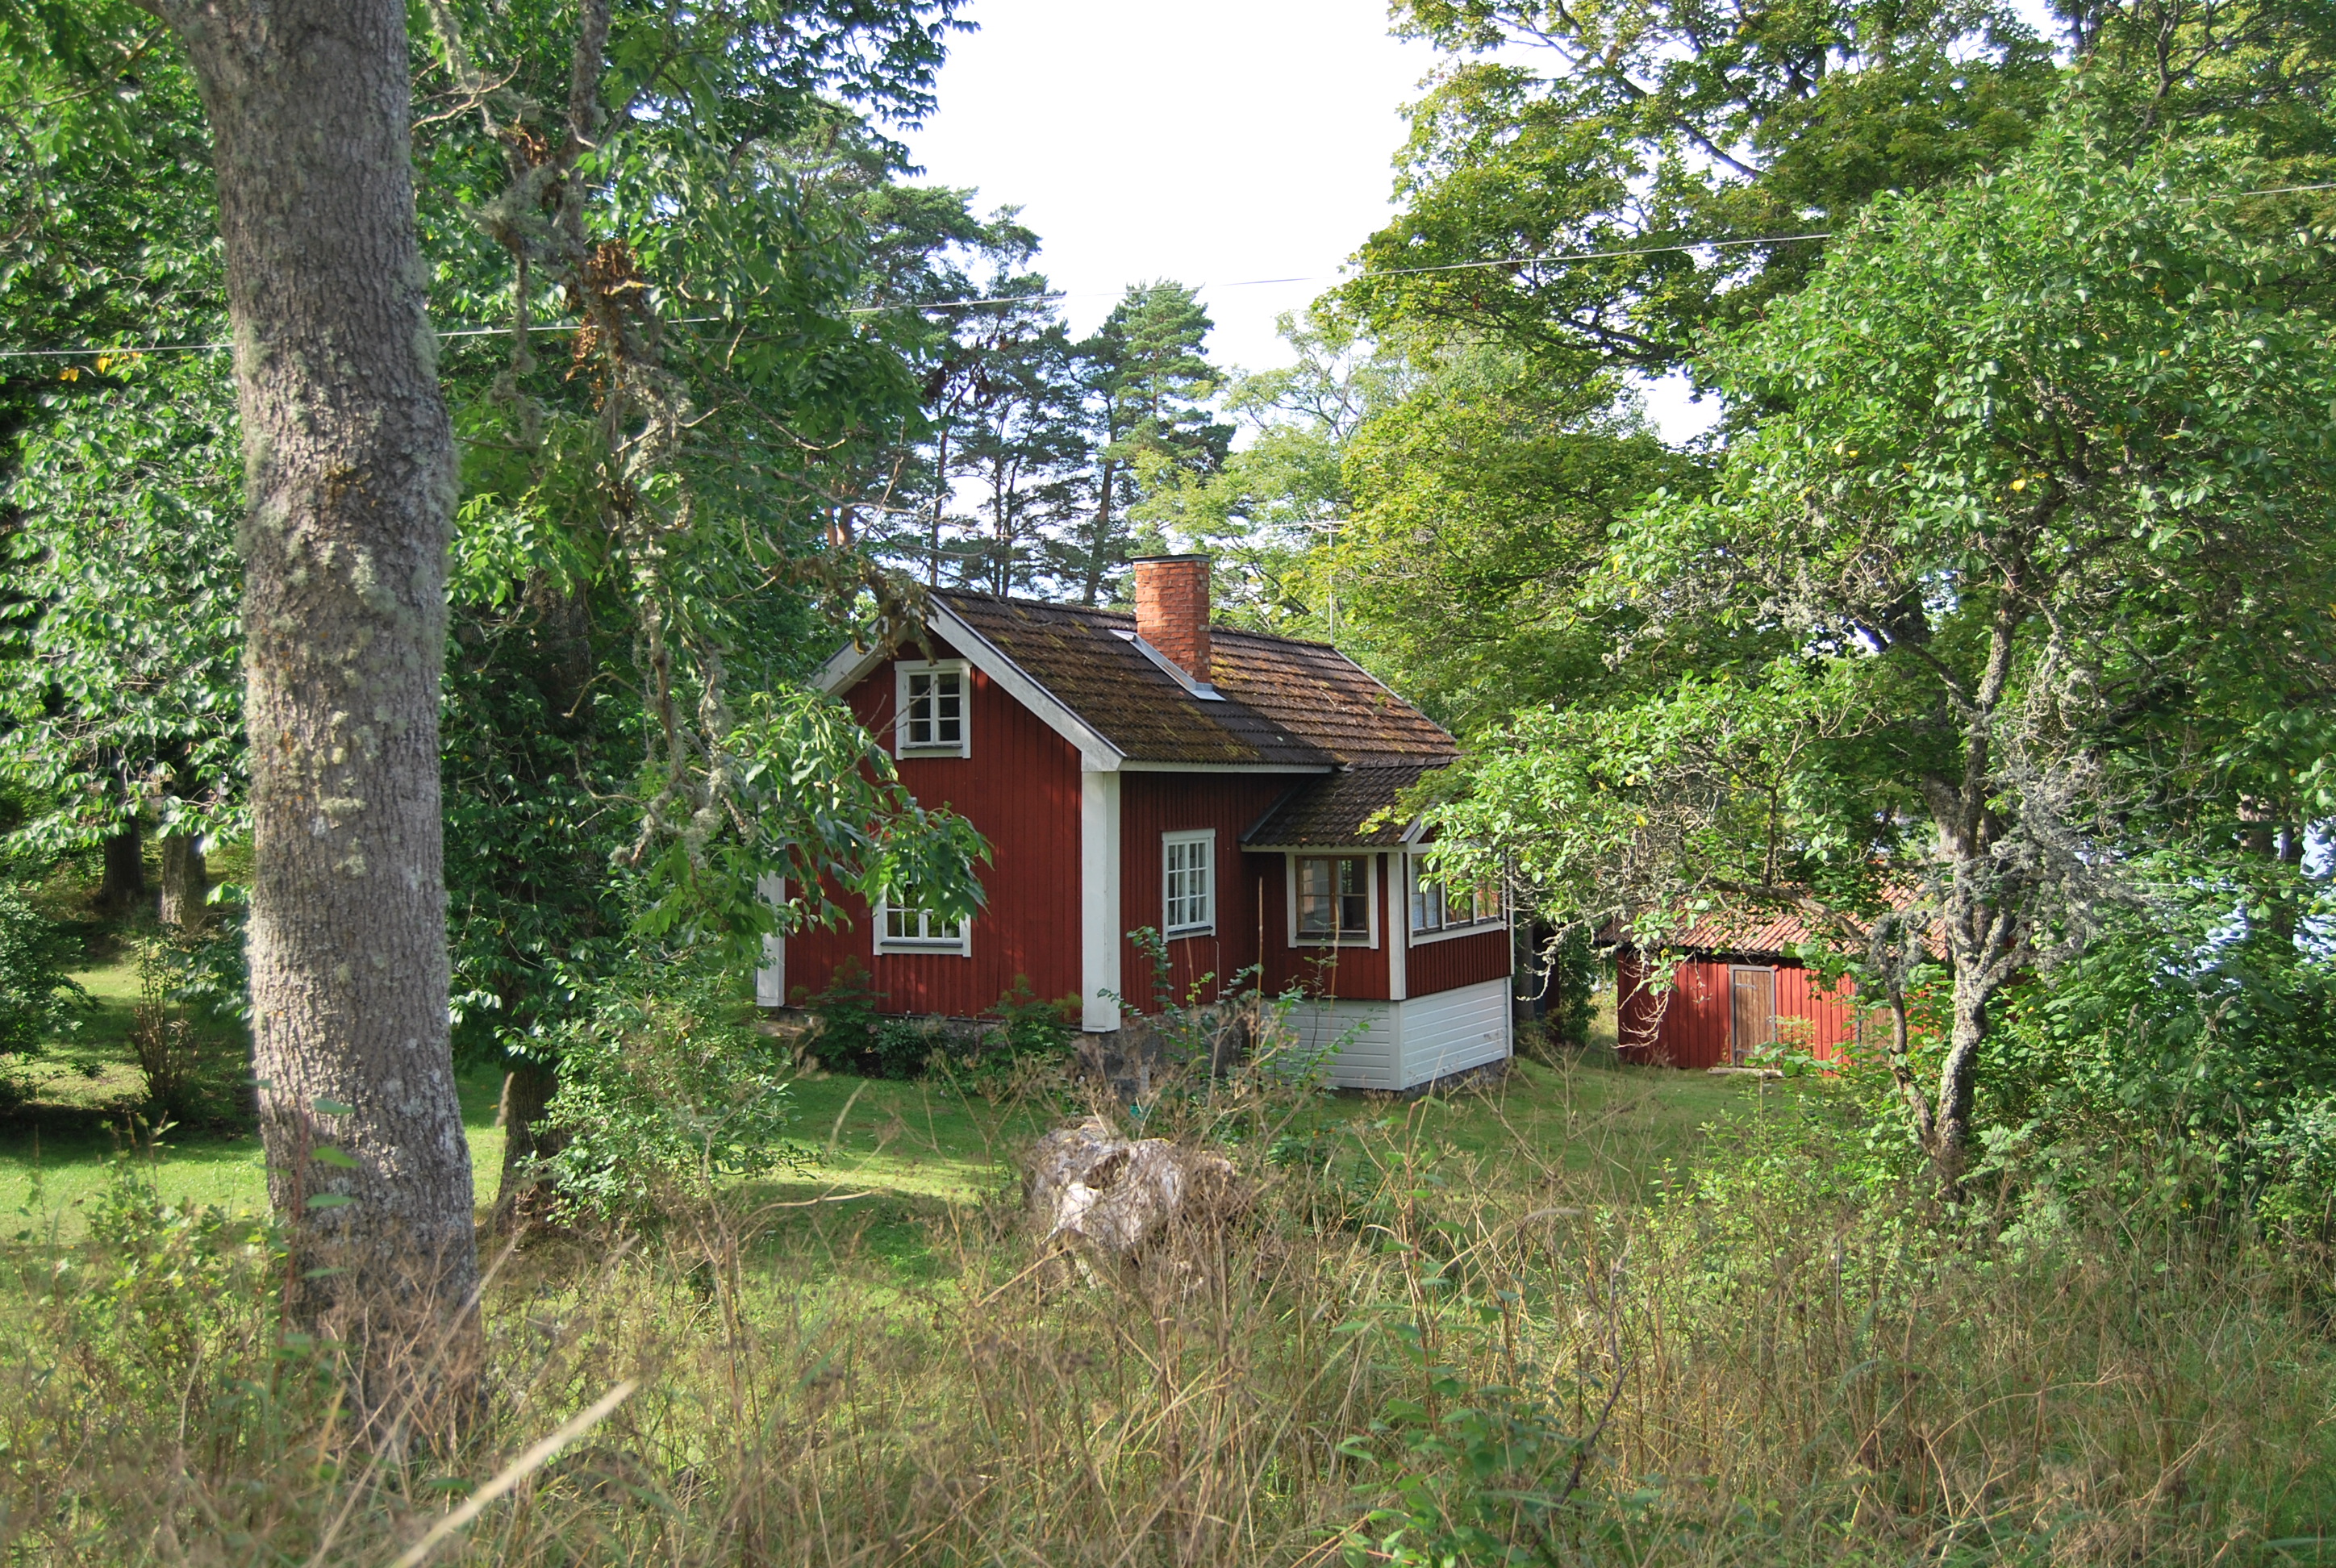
[1024,1116,1248,1267]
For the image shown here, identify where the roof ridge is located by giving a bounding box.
[935,588,1358,655]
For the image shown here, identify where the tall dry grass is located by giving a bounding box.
[2,1055,2330,1566]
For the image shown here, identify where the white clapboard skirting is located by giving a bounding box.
[1280,978,1512,1091]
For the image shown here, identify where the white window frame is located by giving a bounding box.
[894,659,971,757]
[874,893,972,957]
[1162,829,1216,938]
[1287,853,1379,949]
[1406,853,1504,945]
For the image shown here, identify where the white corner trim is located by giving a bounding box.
[1387,855,1408,1002]
[755,874,786,1007]
[1082,770,1123,1031]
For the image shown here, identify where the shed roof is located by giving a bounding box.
[1244,761,1445,847]
[1630,886,1930,962]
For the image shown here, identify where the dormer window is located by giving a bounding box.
[895,660,970,757]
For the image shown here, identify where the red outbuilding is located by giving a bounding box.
[759,555,1514,1091]
[1615,909,1874,1070]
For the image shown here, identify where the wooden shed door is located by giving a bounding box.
[1729,966,1776,1065]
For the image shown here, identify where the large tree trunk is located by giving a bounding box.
[141,0,478,1398]
[96,821,147,919]
[158,831,208,929]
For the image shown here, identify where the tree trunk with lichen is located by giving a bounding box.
[136,0,479,1385]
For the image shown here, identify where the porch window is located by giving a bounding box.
[895,660,970,756]
[1295,855,1371,941]
[1407,855,1501,937]
[1163,830,1216,936]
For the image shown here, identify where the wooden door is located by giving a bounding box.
[1729,966,1775,1065]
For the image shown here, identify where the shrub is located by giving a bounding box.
[1979,869,2336,1226]
[795,956,892,1074]
[0,877,88,1061]
[546,952,808,1223]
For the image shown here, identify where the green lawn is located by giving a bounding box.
[5,970,1774,1236]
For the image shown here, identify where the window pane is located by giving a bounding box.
[1410,859,1445,933]
[1296,857,1333,936]
[1299,857,1367,938]
[1166,837,1212,932]
[935,672,962,744]
[905,672,932,746]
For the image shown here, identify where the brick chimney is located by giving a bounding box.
[1133,554,1212,686]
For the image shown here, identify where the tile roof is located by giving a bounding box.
[1663,910,1834,957]
[938,592,1456,769]
[1244,761,1448,847]
[1635,886,1932,961]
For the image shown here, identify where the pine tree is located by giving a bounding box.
[1065,282,1231,603]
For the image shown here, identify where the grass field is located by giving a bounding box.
[6,964,2331,1564]
[3,961,1764,1232]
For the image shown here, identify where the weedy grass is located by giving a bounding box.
[0,1047,2331,1566]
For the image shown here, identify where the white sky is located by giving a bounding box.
[901,0,1439,373]
[883,1,1761,443]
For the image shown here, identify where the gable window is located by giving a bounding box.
[895,660,970,756]
[876,892,970,955]
[1295,854,1372,943]
[1162,830,1216,936]
[1408,855,1501,940]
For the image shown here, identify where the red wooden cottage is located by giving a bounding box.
[1615,910,1872,1070]
[757,555,1513,1091]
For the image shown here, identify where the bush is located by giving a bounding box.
[799,967,1078,1082]
[0,877,88,1061]
[1979,868,2336,1227]
[546,951,808,1224]
[795,956,893,1075]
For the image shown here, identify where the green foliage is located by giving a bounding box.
[795,968,1073,1082]
[1531,924,1598,1050]
[1425,115,2336,1173]
[1339,1374,1589,1566]
[1980,861,2336,1225]
[73,1154,272,1398]
[1133,306,1416,633]
[794,955,891,1076]
[544,952,809,1224]
[1329,348,1691,730]
[0,356,243,854]
[1059,281,1232,602]
[1348,0,2059,375]
[980,974,1078,1061]
[0,878,86,1060]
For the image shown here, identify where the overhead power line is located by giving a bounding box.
[5,181,2331,363]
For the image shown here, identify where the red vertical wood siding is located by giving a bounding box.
[1616,953,1863,1070]
[784,650,1083,1018]
[1407,927,1512,995]
[1116,774,1289,1012]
